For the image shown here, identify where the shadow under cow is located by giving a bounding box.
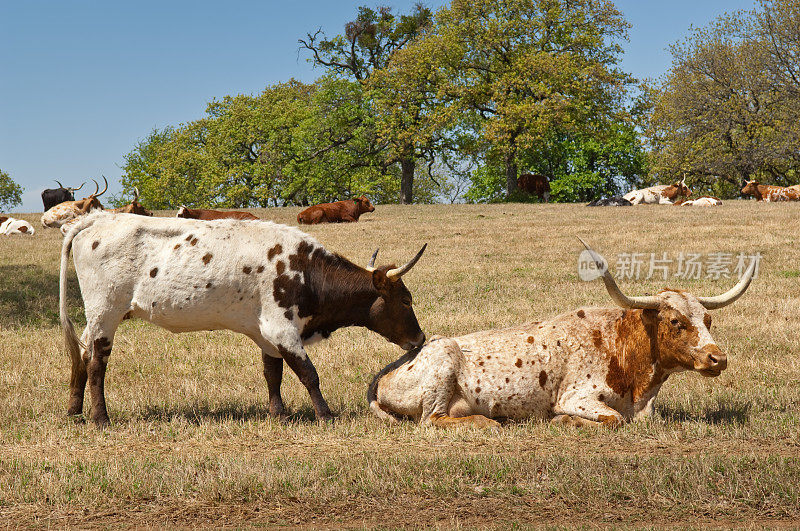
[656,400,751,425]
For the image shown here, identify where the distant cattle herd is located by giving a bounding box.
[0,173,792,429]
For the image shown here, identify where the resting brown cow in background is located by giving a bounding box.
[109,188,152,216]
[741,181,800,202]
[297,195,375,224]
[176,206,259,220]
[517,174,550,202]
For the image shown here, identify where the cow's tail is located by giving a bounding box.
[367,346,422,422]
[60,215,97,386]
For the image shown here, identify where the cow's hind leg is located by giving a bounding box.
[83,316,124,428]
[66,329,90,419]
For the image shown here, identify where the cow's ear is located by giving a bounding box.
[372,270,391,292]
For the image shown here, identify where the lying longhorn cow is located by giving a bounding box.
[59,211,427,427]
[741,180,800,202]
[0,216,35,235]
[109,187,152,216]
[41,176,108,229]
[177,206,259,221]
[369,240,755,429]
[41,181,85,211]
[623,176,691,205]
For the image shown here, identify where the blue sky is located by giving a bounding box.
[1,0,757,212]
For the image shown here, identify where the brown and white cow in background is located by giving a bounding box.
[109,187,152,216]
[0,216,35,235]
[369,240,755,429]
[41,177,108,229]
[297,196,375,224]
[623,176,691,205]
[177,206,259,221]
[517,174,550,202]
[59,211,427,427]
[741,180,800,202]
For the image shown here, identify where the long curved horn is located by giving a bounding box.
[96,175,109,197]
[55,180,64,188]
[366,248,379,272]
[697,258,756,310]
[91,179,99,196]
[577,238,660,310]
[386,244,427,281]
[133,187,140,202]
[71,181,85,192]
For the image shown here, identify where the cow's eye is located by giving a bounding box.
[402,298,412,306]
[670,318,681,327]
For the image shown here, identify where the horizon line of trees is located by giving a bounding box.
[117,0,800,208]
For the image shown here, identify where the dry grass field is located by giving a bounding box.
[1,202,799,528]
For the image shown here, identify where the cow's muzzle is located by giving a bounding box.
[697,344,727,377]
[402,332,426,350]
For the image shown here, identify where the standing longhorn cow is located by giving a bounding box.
[59,211,427,427]
[41,177,108,229]
[369,240,755,429]
[41,181,85,211]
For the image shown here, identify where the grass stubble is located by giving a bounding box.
[0,203,798,528]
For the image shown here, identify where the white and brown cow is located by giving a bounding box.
[741,180,800,202]
[0,216,35,235]
[678,196,722,207]
[109,187,152,216]
[369,241,755,429]
[59,211,427,427]
[41,177,108,229]
[623,177,691,205]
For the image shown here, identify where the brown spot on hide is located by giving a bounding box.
[202,253,212,264]
[599,394,605,401]
[268,244,283,261]
[18,226,28,233]
[587,374,591,379]
[556,340,561,347]
[505,377,510,383]
[149,268,158,277]
[151,302,156,307]
[276,261,285,275]
[475,387,481,394]
[174,244,181,250]
[704,314,712,329]
[191,238,198,246]
[479,361,484,366]
[407,364,414,371]
[527,336,534,343]
[93,337,112,358]
[284,310,293,320]
[242,266,252,274]
[577,309,585,318]
[477,379,480,384]
[593,329,603,348]
[185,234,193,241]
[257,265,265,273]
[539,370,548,387]
[289,241,315,272]
[205,282,212,289]
[92,240,100,250]
[515,359,522,368]
[487,355,491,359]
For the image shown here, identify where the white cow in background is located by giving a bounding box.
[0,216,35,235]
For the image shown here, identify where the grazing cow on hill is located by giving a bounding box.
[587,197,632,207]
[678,196,722,207]
[741,181,800,202]
[109,188,152,216]
[59,211,427,427]
[623,177,691,205]
[517,174,550,202]
[0,216,35,235]
[41,177,107,229]
[176,206,259,221]
[297,196,375,224]
[369,240,755,429]
[41,181,85,211]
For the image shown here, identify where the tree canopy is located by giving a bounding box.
[0,170,23,212]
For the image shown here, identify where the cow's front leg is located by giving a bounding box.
[278,344,334,421]
[261,350,286,418]
[552,400,624,429]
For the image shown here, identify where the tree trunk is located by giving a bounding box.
[400,157,415,204]
[505,155,518,198]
